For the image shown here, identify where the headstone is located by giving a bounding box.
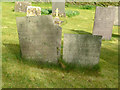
[27,6,41,16]
[93,6,115,40]
[113,7,119,26]
[108,6,120,26]
[52,1,66,17]
[63,34,102,66]
[16,15,62,64]
[15,1,31,12]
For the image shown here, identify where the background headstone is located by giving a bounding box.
[16,15,62,64]
[15,1,31,12]
[108,6,120,26]
[63,34,102,66]
[52,1,66,17]
[113,7,119,25]
[93,6,115,40]
[27,6,41,16]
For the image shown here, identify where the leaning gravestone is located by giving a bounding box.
[93,6,115,40]
[16,15,62,64]
[15,1,31,12]
[63,34,102,66]
[27,6,41,16]
[52,1,66,17]
[108,6,120,26]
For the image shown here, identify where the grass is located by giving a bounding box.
[2,2,119,88]
[41,8,80,17]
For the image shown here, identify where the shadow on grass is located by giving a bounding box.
[3,43,22,60]
[71,29,92,35]
[12,9,14,12]
[3,43,101,76]
[112,33,120,38]
[21,58,101,76]
[71,29,120,39]
[100,47,118,65]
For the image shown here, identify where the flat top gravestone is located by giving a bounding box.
[93,6,115,40]
[52,1,65,17]
[15,1,31,12]
[16,15,62,64]
[63,34,102,66]
[27,6,41,16]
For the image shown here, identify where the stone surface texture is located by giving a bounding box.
[16,15,62,63]
[93,6,115,40]
[63,34,102,66]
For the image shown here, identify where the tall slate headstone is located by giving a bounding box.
[15,1,31,12]
[16,15,62,64]
[52,0,66,17]
[63,34,102,66]
[93,6,115,40]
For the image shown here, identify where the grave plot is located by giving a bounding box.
[63,34,102,66]
[16,15,62,64]
[92,6,115,40]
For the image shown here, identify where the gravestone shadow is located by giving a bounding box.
[71,29,120,39]
[71,29,92,35]
[112,33,120,38]
[12,9,15,12]
[3,43,60,68]
[3,43,101,76]
[100,47,118,65]
[3,43,22,60]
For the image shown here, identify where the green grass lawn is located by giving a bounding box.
[2,2,119,88]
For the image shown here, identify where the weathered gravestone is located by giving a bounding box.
[15,1,31,12]
[93,6,115,40]
[52,0,66,17]
[16,15,62,64]
[27,6,41,16]
[113,7,119,26]
[63,34,102,66]
[108,6,120,26]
